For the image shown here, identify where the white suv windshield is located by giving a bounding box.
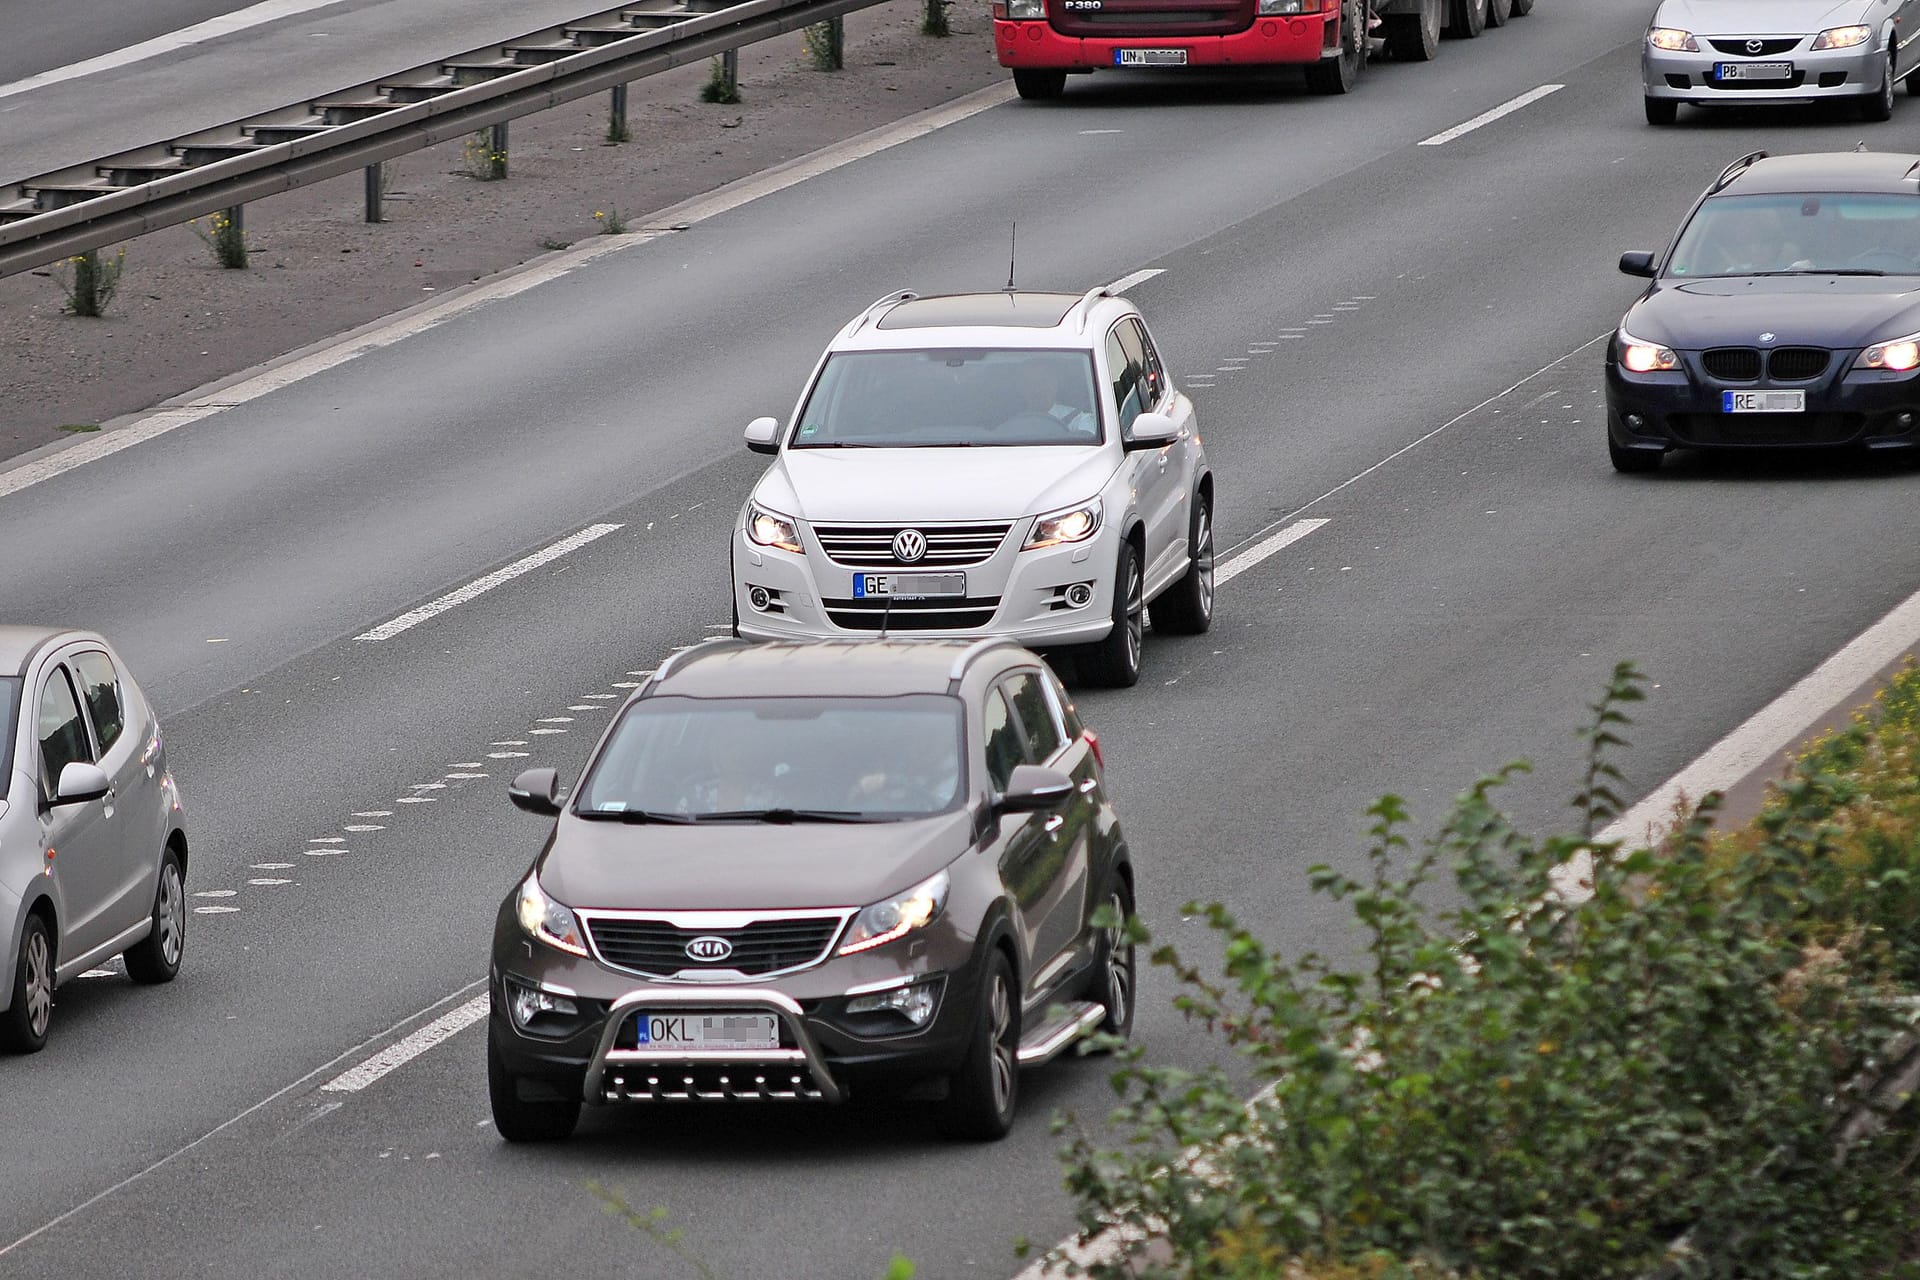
[792,349,1102,448]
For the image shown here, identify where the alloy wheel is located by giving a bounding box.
[1103,891,1134,1021]
[988,972,1015,1115]
[157,864,184,968]
[23,929,51,1038]
[1194,508,1214,622]
[1124,559,1144,672]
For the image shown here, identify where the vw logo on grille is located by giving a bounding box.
[685,935,734,962]
[1746,39,1765,54]
[891,528,928,564]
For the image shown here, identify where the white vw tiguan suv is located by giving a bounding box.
[731,288,1213,687]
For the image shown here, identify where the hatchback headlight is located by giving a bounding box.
[1859,333,1920,372]
[516,874,589,957]
[1647,27,1698,52]
[746,504,803,554]
[839,870,949,956]
[1618,326,1679,374]
[1812,25,1871,50]
[1024,500,1102,550]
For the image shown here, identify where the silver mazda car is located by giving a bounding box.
[1,627,188,1053]
[1642,0,1920,124]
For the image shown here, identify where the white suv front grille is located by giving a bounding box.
[811,522,1013,569]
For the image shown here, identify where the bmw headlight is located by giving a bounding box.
[1859,333,1920,372]
[1811,25,1871,50]
[1647,27,1698,52]
[516,874,589,957]
[1024,500,1102,551]
[746,504,803,554]
[838,870,950,956]
[1617,326,1680,374]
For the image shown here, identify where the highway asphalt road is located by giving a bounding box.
[7,2,1920,1275]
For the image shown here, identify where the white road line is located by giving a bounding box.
[321,995,489,1093]
[355,523,622,641]
[1214,519,1329,586]
[0,0,350,102]
[1106,267,1166,294]
[1419,84,1564,146]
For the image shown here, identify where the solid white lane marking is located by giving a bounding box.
[1420,84,1564,146]
[1105,267,1166,294]
[1214,520,1329,587]
[321,995,489,1093]
[0,0,350,101]
[354,523,622,641]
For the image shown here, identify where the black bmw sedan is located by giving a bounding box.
[1607,150,1920,472]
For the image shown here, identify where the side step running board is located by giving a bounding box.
[1016,1000,1106,1067]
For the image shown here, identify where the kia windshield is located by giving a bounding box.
[1669,193,1920,278]
[790,349,1103,448]
[574,694,965,822]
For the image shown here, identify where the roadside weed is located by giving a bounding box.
[803,18,844,70]
[191,211,248,269]
[701,56,743,104]
[54,248,127,316]
[593,207,627,235]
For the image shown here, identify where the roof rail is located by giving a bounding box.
[946,636,1022,683]
[1710,150,1768,194]
[838,289,917,340]
[1067,286,1113,334]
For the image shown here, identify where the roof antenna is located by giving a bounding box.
[1004,222,1017,293]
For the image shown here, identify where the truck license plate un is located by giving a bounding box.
[1715,61,1792,82]
[1723,390,1805,414]
[853,572,966,599]
[1115,48,1187,66]
[635,1013,780,1050]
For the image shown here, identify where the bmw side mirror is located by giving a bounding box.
[1618,251,1657,279]
[53,761,112,806]
[508,768,562,817]
[997,764,1075,814]
[745,416,781,455]
[1123,411,1179,452]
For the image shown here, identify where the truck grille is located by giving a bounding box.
[823,596,1001,631]
[582,914,846,979]
[812,522,1012,569]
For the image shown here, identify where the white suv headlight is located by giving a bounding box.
[746,504,803,554]
[1617,326,1679,374]
[1858,332,1920,372]
[516,874,589,957]
[1024,499,1102,551]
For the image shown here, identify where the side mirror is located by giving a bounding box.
[1618,251,1657,279]
[508,767,562,817]
[1123,411,1179,452]
[745,416,781,455]
[997,764,1075,814]
[53,761,112,806]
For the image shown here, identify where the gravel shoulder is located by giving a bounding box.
[0,5,1003,463]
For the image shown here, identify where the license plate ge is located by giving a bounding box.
[635,1013,780,1050]
[1723,390,1805,414]
[1115,47,1187,66]
[853,572,966,599]
[1715,61,1792,82]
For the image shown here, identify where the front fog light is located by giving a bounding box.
[1065,582,1094,608]
[846,979,942,1028]
[508,980,578,1029]
[748,585,772,611]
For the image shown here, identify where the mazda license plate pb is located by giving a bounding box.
[1723,390,1806,414]
[853,572,966,600]
[1115,48,1187,66]
[1715,61,1792,81]
[635,1013,780,1050]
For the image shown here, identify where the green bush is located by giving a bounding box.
[1045,664,1919,1279]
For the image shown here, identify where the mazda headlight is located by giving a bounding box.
[746,504,803,554]
[516,874,589,957]
[1811,25,1871,50]
[1024,500,1102,551]
[1647,27,1698,52]
[1859,332,1920,372]
[1618,326,1679,374]
[838,870,949,956]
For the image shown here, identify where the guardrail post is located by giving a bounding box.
[607,84,632,144]
[364,164,384,223]
[225,203,244,241]
[722,49,739,95]
[489,122,509,179]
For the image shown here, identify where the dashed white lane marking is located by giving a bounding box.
[1420,84,1565,146]
[192,890,236,898]
[248,878,292,886]
[443,772,487,780]
[352,810,392,818]
[304,847,347,856]
[251,863,294,870]
[395,795,436,803]
[309,836,345,844]
[1105,267,1166,295]
[354,523,623,642]
[194,905,240,915]
[343,823,384,832]
[448,763,483,770]
[1214,519,1330,587]
[492,739,529,745]
[568,704,608,712]
[77,969,117,980]
[321,995,490,1093]
[409,782,447,790]
[486,750,530,759]
[536,717,573,724]
[530,728,567,735]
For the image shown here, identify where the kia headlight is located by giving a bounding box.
[1811,25,1871,50]
[516,874,589,957]
[1617,326,1679,374]
[1024,500,1102,551]
[1859,332,1920,372]
[1647,27,1698,52]
[839,870,949,956]
[746,504,803,554]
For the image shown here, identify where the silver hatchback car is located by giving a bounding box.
[1643,0,1920,124]
[1,627,188,1053]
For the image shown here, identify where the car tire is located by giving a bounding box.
[1444,0,1486,38]
[1012,69,1067,100]
[1082,539,1144,688]
[1383,0,1442,61]
[1,915,53,1054]
[1147,491,1213,636]
[1862,53,1896,121]
[1304,0,1365,94]
[124,850,185,985]
[488,1034,581,1142]
[1609,438,1663,474]
[1644,96,1678,126]
[1087,882,1136,1040]
[1485,0,1511,26]
[937,950,1019,1141]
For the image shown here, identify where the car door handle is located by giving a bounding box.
[1077,778,1097,793]
[1044,815,1065,834]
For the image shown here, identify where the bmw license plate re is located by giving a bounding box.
[1715,61,1792,82]
[1115,48,1187,66]
[635,1013,780,1050]
[853,572,966,600]
[1723,390,1805,414]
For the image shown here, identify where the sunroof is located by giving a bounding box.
[876,293,1080,330]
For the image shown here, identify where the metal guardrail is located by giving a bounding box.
[0,0,891,280]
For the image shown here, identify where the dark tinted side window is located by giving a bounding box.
[38,668,92,800]
[73,652,124,752]
[1003,672,1064,762]
[1106,328,1146,433]
[1133,319,1167,409]
[982,688,1023,794]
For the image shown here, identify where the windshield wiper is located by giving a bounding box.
[576,808,696,824]
[1746,269,1887,277]
[689,808,883,824]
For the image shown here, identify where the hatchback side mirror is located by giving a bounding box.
[997,764,1075,814]
[508,768,562,817]
[1618,251,1657,278]
[1123,411,1179,452]
[745,417,781,455]
[53,761,112,806]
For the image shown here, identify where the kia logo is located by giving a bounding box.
[685,935,734,962]
[1746,39,1764,54]
[891,529,928,563]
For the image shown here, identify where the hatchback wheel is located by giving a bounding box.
[2,916,53,1054]
[488,1034,581,1142]
[125,850,186,984]
[1082,541,1144,688]
[1148,492,1213,636]
[939,950,1020,1141]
